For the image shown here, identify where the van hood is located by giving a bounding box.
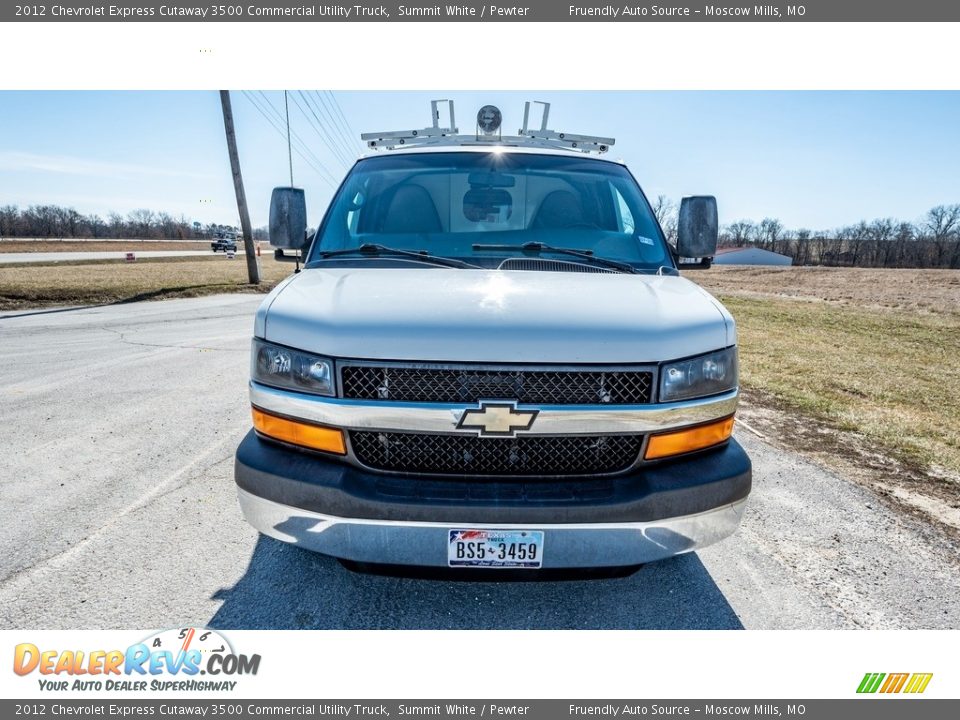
[257,268,733,363]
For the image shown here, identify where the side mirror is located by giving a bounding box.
[677,196,718,261]
[269,187,309,249]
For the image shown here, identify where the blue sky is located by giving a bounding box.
[1,91,958,230]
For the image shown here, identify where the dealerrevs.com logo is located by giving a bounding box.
[13,628,261,692]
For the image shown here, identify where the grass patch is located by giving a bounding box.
[0,240,210,253]
[0,256,293,311]
[722,294,960,477]
[690,265,960,314]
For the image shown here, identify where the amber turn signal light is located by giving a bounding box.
[644,416,735,460]
[252,407,346,455]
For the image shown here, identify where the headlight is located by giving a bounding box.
[660,347,738,402]
[251,339,334,396]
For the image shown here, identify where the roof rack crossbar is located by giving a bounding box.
[361,99,459,149]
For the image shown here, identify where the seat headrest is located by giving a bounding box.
[380,184,442,234]
[531,190,585,230]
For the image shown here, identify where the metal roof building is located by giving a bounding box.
[713,247,793,266]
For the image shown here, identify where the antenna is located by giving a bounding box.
[283,90,294,186]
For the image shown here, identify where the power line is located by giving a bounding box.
[289,90,353,170]
[312,90,356,158]
[258,90,349,177]
[315,90,360,159]
[247,91,341,186]
[305,90,358,166]
[243,91,331,183]
[257,90,350,180]
[327,91,361,151]
[240,91,339,188]
[255,91,316,150]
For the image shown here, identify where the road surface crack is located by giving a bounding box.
[99,325,241,352]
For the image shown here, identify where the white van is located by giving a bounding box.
[234,102,749,571]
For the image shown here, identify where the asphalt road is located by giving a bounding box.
[1,294,959,630]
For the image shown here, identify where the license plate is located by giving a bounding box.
[447,529,544,568]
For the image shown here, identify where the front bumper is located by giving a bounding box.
[239,487,746,568]
[234,431,751,568]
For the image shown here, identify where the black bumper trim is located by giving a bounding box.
[234,430,751,524]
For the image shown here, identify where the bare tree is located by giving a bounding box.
[756,218,785,253]
[0,204,223,241]
[793,229,812,266]
[868,218,895,267]
[651,195,678,245]
[725,221,754,248]
[714,203,959,269]
[924,204,960,267]
[127,209,156,238]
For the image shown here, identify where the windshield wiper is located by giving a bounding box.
[318,243,479,269]
[472,241,638,274]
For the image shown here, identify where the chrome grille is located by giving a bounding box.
[341,365,654,404]
[350,431,643,476]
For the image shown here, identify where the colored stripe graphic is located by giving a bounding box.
[857,672,933,694]
[857,673,885,693]
[880,673,909,693]
[904,673,934,694]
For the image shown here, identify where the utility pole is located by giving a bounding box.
[219,90,261,285]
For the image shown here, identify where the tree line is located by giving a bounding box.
[0,205,269,241]
[653,198,960,269]
[3,201,960,268]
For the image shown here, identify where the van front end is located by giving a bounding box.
[234,324,750,570]
[235,103,751,572]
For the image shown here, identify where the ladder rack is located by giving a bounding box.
[360,100,615,155]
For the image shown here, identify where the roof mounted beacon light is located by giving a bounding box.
[361,100,615,155]
[476,105,503,137]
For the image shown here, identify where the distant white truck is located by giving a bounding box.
[234,101,750,572]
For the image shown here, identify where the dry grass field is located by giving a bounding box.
[0,239,211,253]
[691,266,960,314]
[688,266,960,532]
[0,255,292,310]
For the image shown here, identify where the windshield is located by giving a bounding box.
[306,151,672,270]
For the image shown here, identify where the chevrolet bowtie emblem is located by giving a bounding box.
[456,401,539,438]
